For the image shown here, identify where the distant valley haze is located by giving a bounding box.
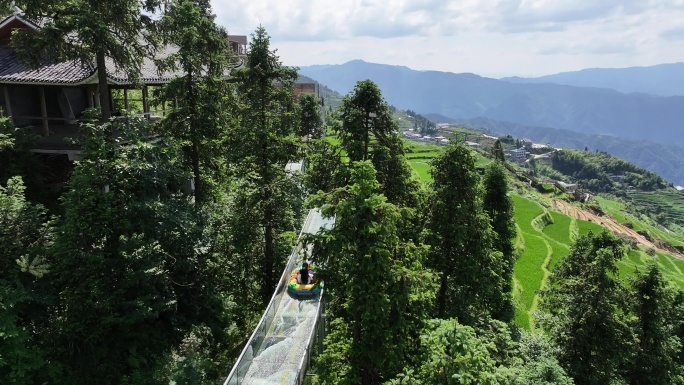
[299,59,684,186]
[211,0,684,184]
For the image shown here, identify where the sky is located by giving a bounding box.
[213,0,684,78]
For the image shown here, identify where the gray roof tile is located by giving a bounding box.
[0,48,95,84]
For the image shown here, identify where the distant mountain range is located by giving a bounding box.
[299,60,684,185]
[501,63,684,97]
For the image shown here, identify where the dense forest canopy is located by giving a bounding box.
[1,2,684,384]
[544,149,669,192]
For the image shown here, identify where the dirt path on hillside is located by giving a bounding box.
[552,199,675,255]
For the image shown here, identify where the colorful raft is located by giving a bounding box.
[287,264,323,296]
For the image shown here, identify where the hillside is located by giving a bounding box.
[300,61,684,185]
[401,133,684,331]
[299,60,684,150]
[462,116,684,186]
[502,62,684,97]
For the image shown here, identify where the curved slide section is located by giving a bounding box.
[223,208,333,385]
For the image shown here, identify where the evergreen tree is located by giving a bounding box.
[0,177,55,384]
[49,118,229,384]
[627,264,684,385]
[0,117,51,205]
[303,138,346,194]
[492,139,506,162]
[425,142,504,323]
[483,161,516,322]
[156,0,234,202]
[387,319,501,385]
[311,161,436,384]
[298,93,324,139]
[230,27,301,303]
[539,231,635,385]
[336,80,417,206]
[8,0,162,119]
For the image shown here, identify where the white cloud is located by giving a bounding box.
[212,0,684,77]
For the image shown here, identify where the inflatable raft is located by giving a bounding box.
[287,264,323,296]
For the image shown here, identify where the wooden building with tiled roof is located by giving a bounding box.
[0,10,247,160]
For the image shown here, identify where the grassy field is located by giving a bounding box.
[513,193,684,330]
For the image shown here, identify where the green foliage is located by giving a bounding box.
[539,231,635,385]
[484,161,517,322]
[425,141,504,323]
[303,139,346,194]
[0,117,51,204]
[156,0,234,202]
[336,80,418,206]
[310,161,436,384]
[492,139,506,162]
[299,93,324,139]
[405,109,436,135]
[514,332,573,385]
[626,264,684,385]
[230,27,301,303]
[549,150,668,193]
[387,319,501,385]
[48,118,229,384]
[0,177,56,384]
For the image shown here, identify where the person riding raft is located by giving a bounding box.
[288,261,323,296]
[298,262,311,284]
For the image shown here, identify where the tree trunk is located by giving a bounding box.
[192,140,202,202]
[364,113,369,161]
[437,272,447,318]
[263,210,274,303]
[185,66,202,202]
[96,50,112,121]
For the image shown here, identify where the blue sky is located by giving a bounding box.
[213,0,684,78]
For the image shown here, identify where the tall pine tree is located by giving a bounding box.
[336,80,417,207]
[230,27,301,303]
[540,231,635,385]
[156,0,234,202]
[310,161,435,385]
[483,161,516,322]
[425,142,505,323]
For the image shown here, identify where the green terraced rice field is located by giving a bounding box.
[575,218,605,234]
[543,212,573,244]
[408,161,432,182]
[595,195,684,247]
[513,193,684,330]
[513,232,549,329]
[627,190,684,224]
[406,151,442,159]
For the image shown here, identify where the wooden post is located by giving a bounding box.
[108,87,114,115]
[94,85,101,108]
[142,85,150,120]
[3,85,12,119]
[87,86,94,108]
[39,86,49,136]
